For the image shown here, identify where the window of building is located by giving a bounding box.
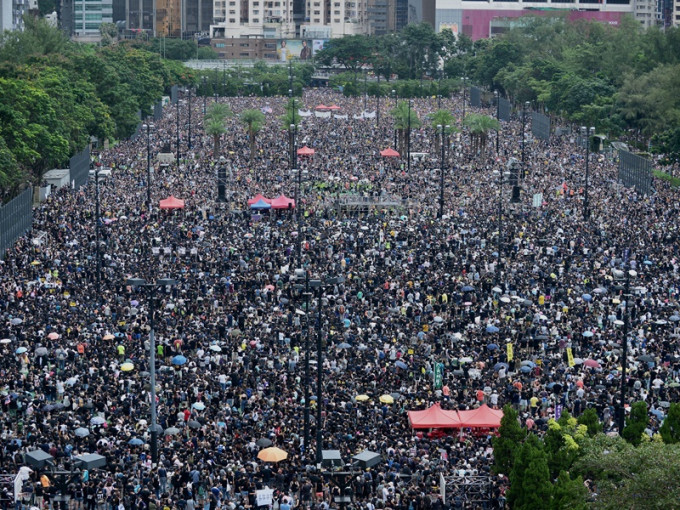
[229,18,236,22]
[229,1,235,5]
[334,17,340,22]
[253,18,259,22]
[240,52,250,56]
[314,10,320,14]
[216,43,226,47]
[334,10,340,13]
[85,23,101,29]
[253,9,259,14]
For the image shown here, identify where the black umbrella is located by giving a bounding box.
[188,420,201,429]
[256,438,273,448]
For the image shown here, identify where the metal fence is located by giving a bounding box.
[531,112,551,142]
[469,86,482,107]
[498,97,511,121]
[153,100,163,121]
[618,150,652,195]
[69,146,91,189]
[0,187,33,258]
[170,85,179,105]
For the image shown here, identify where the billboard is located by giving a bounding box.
[312,39,327,54]
[277,40,313,61]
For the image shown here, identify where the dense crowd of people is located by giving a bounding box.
[1,85,679,510]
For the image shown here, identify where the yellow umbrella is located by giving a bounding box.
[379,394,394,404]
[31,260,41,266]
[103,334,115,340]
[120,362,134,372]
[257,447,288,463]
[355,394,370,402]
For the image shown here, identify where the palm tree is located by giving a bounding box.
[205,118,226,155]
[429,109,457,153]
[240,109,266,163]
[204,103,232,155]
[390,100,421,156]
[463,113,500,157]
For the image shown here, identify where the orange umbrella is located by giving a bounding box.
[257,447,288,463]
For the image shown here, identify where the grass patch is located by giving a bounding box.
[653,170,680,187]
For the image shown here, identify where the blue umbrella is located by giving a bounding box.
[521,360,536,368]
[172,355,187,366]
[128,438,144,446]
[493,362,509,372]
[644,260,653,266]
[583,331,594,338]
[337,342,352,349]
[520,365,532,373]
[461,285,475,292]
[250,199,271,210]
[15,347,27,354]
[650,409,664,419]
[395,360,408,370]
[487,343,499,351]
[582,294,592,302]
[486,325,500,334]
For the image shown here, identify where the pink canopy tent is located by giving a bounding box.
[270,195,296,210]
[247,194,272,206]
[297,146,315,156]
[380,148,400,157]
[159,196,185,210]
[328,104,341,110]
[315,104,329,110]
[457,405,504,428]
[407,403,462,429]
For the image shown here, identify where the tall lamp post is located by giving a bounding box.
[143,123,154,209]
[392,90,397,149]
[94,165,102,301]
[289,89,297,168]
[494,90,500,154]
[310,275,342,464]
[188,88,193,150]
[291,167,307,267]
[437,124,449,218]
[376,74,380,127]
[521,101,530,178]
[176,99,181,168]
[126,277,177,463]
[613,267,636,432]
[462,75,467,119]
[407,99,412,174]
[202,76,207,115]
[363,69,367,111]
[292,270,312,459]
[495,167,511,284]
[581,126,595,220]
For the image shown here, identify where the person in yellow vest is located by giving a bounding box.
[117,344,125,361]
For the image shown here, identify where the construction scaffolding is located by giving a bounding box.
[440,473,494,508]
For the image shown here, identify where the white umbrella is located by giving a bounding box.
[192,402,206,411]
[74,427,90,437]
[209,345,221,352]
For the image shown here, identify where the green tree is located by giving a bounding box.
[314,35,372,77]
[492,405,526,476]
[205,118,226,156]
[622,401,648,446]
[389,100,420,157]
[659,402,680,444]
[240,109,265,163]
[507,434,552,510]
[0,135,24,200]
[550,470,588,510]
[577,407,603,437]
[463,114,499,157]
[429,110,457,154]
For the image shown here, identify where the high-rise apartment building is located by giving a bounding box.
[1,0,31,32]
[72,0,113,36]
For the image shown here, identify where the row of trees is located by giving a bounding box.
[0,17,194,200]
[314,18,680,160]
[493,402,680,509]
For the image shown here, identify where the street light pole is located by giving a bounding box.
[462,76,467,120]
[581,126,595,220]
[202,76,207,115]
[494,91,500,154]
[438,124,448,219]
[407,99,412,174]
[176,99,180,168]
[94,166,101,301]
[613,267,636,432]
[126,277,177,464]
[392,90,397,149]
[143,123,154,209]
[188,88,192,150]
[363,69,367,111]
[521,101,530,178]
[376,74,380,127]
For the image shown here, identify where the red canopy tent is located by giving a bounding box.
[380,148,400,157]
[159,196,185,210]
[297,146,315,156]
[247,194,272,206]
[407,403,462,429]
[270,195,296,210]
[328,104,341,110]
[315,104,329,110]
[457,405,504,428]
